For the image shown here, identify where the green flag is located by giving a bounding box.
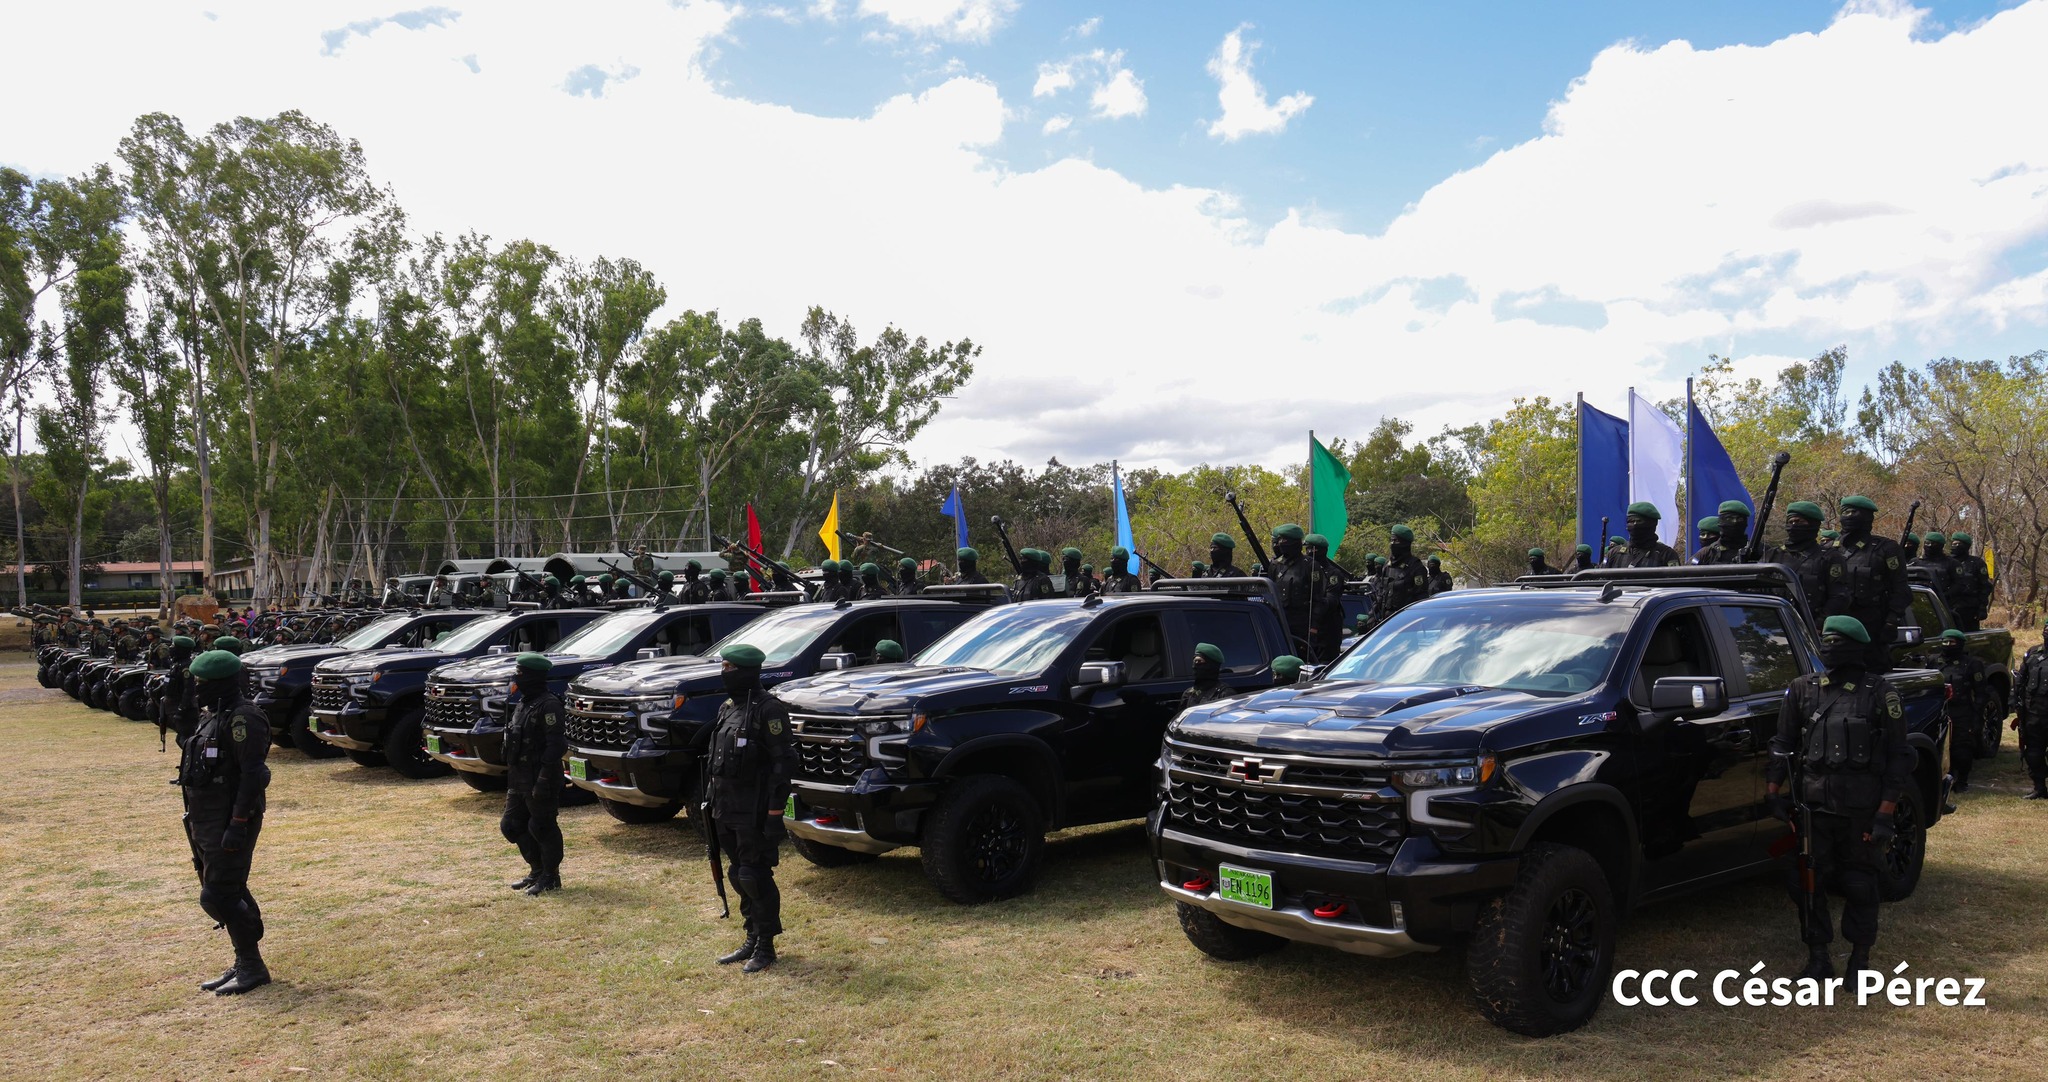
[1309,433,1351,552]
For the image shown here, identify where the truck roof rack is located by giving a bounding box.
[918,584,1011,603]
[738,591,808,608]
[1517,564,1814,621]
[1146,576,1287,615]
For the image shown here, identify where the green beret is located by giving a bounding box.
[657,569,675,584]
[1841,495,1878,512]
[1698,517,1720,533]
[214,637,245,655]
[721,643,766,667]
[1304,534,1329,550]
[1902,532,1919,547]
[899,557,918,571]
[544,574,561,589]
[1717,500,1750,517]
[820,559,839,573]
[1576,544,1592,555]
[1951,531,1972,544]
[1369,555,1386,568]
[687,559,702,571]
[1608,535,1626,546]
[1527,548,1545,558]
[1939,628,1965,642]
[1081,564,1094,573]
[188,650,241,681]
[1626,502,1660,519]
[1062,547,1083,560]
[515,652,552,674]
[571,575,586,585]
[708,569,726,582]
[860,562,881,576]
[1785,501,1823,522]
[1192,561,1208,574]
[1922,531,1945,544]
[1426,556,1442,565]
[957,547,979,563]
[598,574,614,585]
[1820,529,1840,540]
[1021,549,1047,565]
[1193,642,1224,665]
[1821,615,1871,643]
[1271,524,1305,542]
[1210,533,1236,550]
[172,635,196,650]
[1390,524,1415,542]
[1271,655,1303,679]
[1364,553,1381,565]
[1111,546,1130,560]
[734,571,750,581]
[875,639,905,661]
[1355,614,1371,630]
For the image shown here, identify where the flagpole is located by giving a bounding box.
[1684,378,1696,559]
[1574,395,1584,552]
[1307,430,1315,535]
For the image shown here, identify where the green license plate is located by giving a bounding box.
[784,794,797,818]
[1217,864,1274,910]
[568,757,588,781]
[425,735,443,755]
[308,714,319,732]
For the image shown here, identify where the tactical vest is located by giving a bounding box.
[502,692,560,770]
[178,704,265,791]
[2024,649,2048,722]
[708,694,770,780]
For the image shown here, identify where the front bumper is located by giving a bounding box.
[563,741,692,808]
[789,776,945,847]
[422,725,508,776]
[311,699,385,751]
[1150,824,1521,951]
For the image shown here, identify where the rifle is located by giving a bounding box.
[1598,516,1611,560]
[1790,741,1819,947]
[1131,550,1173,583]
[600,558,672,609]
[700,799,731,919]
[1900,499,1921,551]
[712,535,817,601]
[837,530,905,558]
[1741,452,1792,563]
[989,515,1025,576]
[1224,492,1274,570]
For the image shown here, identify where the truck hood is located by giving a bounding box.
[321,647,465,676]
[775,665,1036,714]
[427,650,636,688]
[569,655,709,697]
[243,644,352,669]
[1169,680,1567,757]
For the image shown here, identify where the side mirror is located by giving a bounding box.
[487,645,508,655]
[819,651,856,672]
[1075,660,1126,688]
[1895,626,1923,646]
[636,647,662,660]
[1651,676,1727,720]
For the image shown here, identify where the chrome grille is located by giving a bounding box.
[424,682,480,731]
[796,738,869,784]
[789,713,909,738]
[1164,741,1405,862]
[311,675,350,712]
[565,693,638,751]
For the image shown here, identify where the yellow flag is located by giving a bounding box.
[1985,545,1994,578]
[819,492,841,561]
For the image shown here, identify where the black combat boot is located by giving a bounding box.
[1799,945,1833,981]
[510,868,537,890]
[525,871,560,896]
[743,937,777,973]
[199,966,239,992]
[717,936,758,965]
[1845,946,1872,978]
[215,951,271,996]
[2026,781,2048,800]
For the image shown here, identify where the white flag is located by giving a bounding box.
[1628,389,1683,547]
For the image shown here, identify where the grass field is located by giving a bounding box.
[2,650,2046,1081]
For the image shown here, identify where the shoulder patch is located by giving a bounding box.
[231,718,248,744]
[768,715,783,735]
[1829,564,1843,578]
[1886,691,1903,720]
[545,712,558,727]
[1886,556,1900,570]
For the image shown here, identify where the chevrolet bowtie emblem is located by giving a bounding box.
[1227,757,1286,784]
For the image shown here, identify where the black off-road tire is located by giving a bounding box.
[598,796,681,824]
[37,664,57,688]
[1465,842,1617,1037]
[459,771,509,793]
[117,688,147,721]
[289,704,345,759]
[790,833,881,867]
[1980,690,2005,760]
[1176,902,1287,961]
[382,706,450,780]
[918,775,1046,904]
[1877,786,1926,902]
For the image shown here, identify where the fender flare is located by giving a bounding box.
[1507,783,1643,905]
[933,734,1065,826]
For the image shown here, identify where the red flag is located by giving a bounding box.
[745,504,765,579]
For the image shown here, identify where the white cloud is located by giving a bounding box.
[1072,16,1100,38]
[1090,66,1145,119]
[1032,61,1074,97]
[855,0,1016,42]
[5,0,2048,473]
[1041,114,1072,135]
[320,5,460,56]
[1206,24,1313,141]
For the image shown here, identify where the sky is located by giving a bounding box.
[6,0,2047,474]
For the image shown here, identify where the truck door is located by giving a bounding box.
[1634,607,1758,893]
[1711,602,1805,870]
[1070,611,1188,821]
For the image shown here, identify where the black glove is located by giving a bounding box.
[763,815,787,845]
[221,819,249,852]
[1767,793,1792,823]
[1867,816,1895,847]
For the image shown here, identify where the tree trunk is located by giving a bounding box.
[10,405,26,607]
[68,493,84,608]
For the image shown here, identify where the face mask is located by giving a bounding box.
[1839,509,1873,537]
[513,672,546,696]
[1941,642,1963,658]
[1209,547,1228,567]
[1193,658,1220,683]
[1273,539,1302,560]
[1390,539,1411,559]
[1819,637,1861,670]
[1627,517,1657,544]
[195,680,236,713]
[722,668,757,696]
[1785,519,1818,544]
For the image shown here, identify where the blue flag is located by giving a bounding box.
[1577,398,1629,553]
[1686,383,1750,551]
[1111,462,1136,563]
[939,486,968,553]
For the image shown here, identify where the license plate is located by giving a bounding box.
[568,757,588,781]
[1217,864,1274,910]
[425,735,443,755]
[308,715,319,732]
[784,794,797,818]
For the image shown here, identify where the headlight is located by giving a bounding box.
[858,716,912,737]
[1393,756,1497,792]
[634,696,673,733]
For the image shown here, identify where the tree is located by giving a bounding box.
[556,256,664,547]
[1445,397,1576,585]
[0,168,61,605]
[108,300,191,615]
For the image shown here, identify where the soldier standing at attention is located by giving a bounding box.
[859,562,892,598]
[500,653,567,896]
[1820,529,1840,547]
[1101,547,1141,594]
[1269,655,1305,687]
[954,548,991,586]
[1933,629,1989,794]
[1377,525,1431,618]
[1180,644,1235,709]
[1011,549,1056,601]
[1834,496,1910,673]
[1947,532,1992,632]
[1605,503,1683,568]
[1059,548,1086,596]
[705,643,795,973]
[1909,531,1957,605]
[1775,502,1844,621]
[1525,548,1557,576]
[1206,533,1245,579]
[896,558,924,596]
[1766,615,1912,980]
[706,568,734,602]
[1303,534,1349,655]
[2013,622,2048,800]
[1264,525,1316,660]
[1560,544,1597,573]
[1426,556,1453,595]
[680,561,711,604]
[179,649,273,995]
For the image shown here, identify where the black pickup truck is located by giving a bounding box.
[305,607,608,776]
[243,610,490,757]
[561,594,993,826]
[1900,568,2014,757]
[775,580,1294,903]
[1148,565,1952,1036]
[419,603,763,793]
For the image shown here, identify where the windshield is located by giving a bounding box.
[1321,597,1631,695]
[706,606,845,666]
[917,605,1095,676]
[338,615,412,651]
[551,609,662,659]
[430,613,517,654]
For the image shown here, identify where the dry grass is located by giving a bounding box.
[3,655,2047,1081]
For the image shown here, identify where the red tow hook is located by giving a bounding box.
[1182,875,1215,893]
[1312,900,1349,920]
[815,813,840,826]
